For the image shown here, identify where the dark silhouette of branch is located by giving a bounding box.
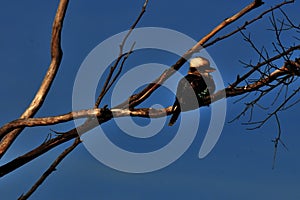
[279,7,300,30]
[269,11,290,62]
[203,0,294,48]
[229,75,291,123]
[229,45,300,88]
[242,86,300,130]
[18,137,81,200]
[94,0,149,108]
[0,120,93,177]
[271,113,288,170]
[95,43,135,108]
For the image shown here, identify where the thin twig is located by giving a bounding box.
[244,86,300,130]
[94,0,149,108]
[281,97,300,110]
[271,113,288,169]
[204,0,294,48]
[229,44,300,88]
[269,11,290,61]
[95,43,136,106]
[230,75,291,123]
[240,31,277,74]
[272,113,281,170]
[279,7,300,30]
[18,137,81,200]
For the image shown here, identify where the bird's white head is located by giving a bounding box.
[189,57,216,73]
[190,57,209,68]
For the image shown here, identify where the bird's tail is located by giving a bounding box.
[168,100,181,126]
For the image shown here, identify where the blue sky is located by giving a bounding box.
[0,1,299,199]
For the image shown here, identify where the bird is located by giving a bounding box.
[168,57,216,126]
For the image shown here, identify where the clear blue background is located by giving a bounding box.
[0,1,299,199]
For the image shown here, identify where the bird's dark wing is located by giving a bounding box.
[188,75,207,96]
[178,74,207,110]
[169,74,202,126]
[169,74,215,126]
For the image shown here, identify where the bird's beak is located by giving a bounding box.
[203,66,216,73]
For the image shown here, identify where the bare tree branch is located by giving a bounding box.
[242,86,300,130]
[1,2,299,197]
[229,75,291,123]
[94,0,149,108]
[229,45,300,88]
[203,0,294,48]
[1,56,298,178]
[0,0,70,158]
[0,108,111,138]
[279,7,300,30]
[0,120,92,177]
[271,113,288,170]
[18,137,81,200]
[2,60,297,136]
[115,0,265,109]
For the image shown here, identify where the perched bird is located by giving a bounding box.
[168,57,216,126]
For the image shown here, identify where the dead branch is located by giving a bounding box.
[229,75,291,123]
[1,60,296,136]
[0,0,266,172]
[18,137,81,200]
[115,0,264,109]
[0,108,112,139]
[1,56,298,178]
[1,2,299,196]
[279,7,300,30]
[242,86,300,130]
[271,113,288,170]
[0,0,69,158]
[229,45,300,88]
[94,0,149,108]
[0,120,91,177]
[203,0,294,48]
